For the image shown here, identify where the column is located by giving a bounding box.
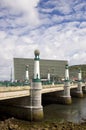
[25,65,29,84]
[30,50,43,121]
[63,64,72,104]
[76,68,83,97]
[47,69,50,84]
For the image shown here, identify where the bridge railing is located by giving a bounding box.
[0,81,30,87]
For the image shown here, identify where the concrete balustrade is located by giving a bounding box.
[0,83,85,100]
[0,86,30,92]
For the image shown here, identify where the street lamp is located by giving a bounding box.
[51,68,55,85]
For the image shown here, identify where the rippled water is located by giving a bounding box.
[43,97,86,123]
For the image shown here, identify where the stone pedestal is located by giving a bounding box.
[75,69,83,98]
[62,65,72,104]
[75,82,83,98]
[63,81,72,104]
[30,81,43,121]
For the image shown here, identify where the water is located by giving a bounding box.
[43,97,86,123]
[0,95,86,123]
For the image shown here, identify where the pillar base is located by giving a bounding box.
[75,91,83,98]
[30,106,43,121]
[83,90,86,94]
[62,96,72,105]
[83,87,86,94]
[57,96,72,105]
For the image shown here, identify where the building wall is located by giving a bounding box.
[14,58,68,81]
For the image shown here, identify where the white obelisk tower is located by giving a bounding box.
[25,65,29,81]
[63,64,72,104]
[47,69,50,82]
[30,50,43,121]
[76,68,83,97]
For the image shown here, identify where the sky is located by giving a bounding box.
[0,0,86,80]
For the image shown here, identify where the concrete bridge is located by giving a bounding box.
[0,50,86,121]
[0,83,86,121]
[0,83,85,100]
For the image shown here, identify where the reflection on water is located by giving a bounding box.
[43,97,86,123]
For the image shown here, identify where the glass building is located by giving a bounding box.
[14,58,68,82]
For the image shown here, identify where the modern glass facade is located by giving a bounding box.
[14,58,68,81]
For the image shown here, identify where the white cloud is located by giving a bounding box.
[74,2,86,12]
[31,22,86,66]
[0,0,86,80]
[0,0,40,27]
[0,22,86,80]
[0,31,7,39]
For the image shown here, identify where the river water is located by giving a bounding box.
[43,97,86,123]
[0,95,86,123]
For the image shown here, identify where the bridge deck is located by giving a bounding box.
[0,84,85,100]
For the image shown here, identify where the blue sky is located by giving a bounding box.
[0,0,86,80]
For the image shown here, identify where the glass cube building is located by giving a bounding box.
[14,58,68,81]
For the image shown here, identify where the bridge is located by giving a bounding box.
[0,83,85,100]
[0,50,86,121]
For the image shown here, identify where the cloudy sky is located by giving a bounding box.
[0,0,86,80]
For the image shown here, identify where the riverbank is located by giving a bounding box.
[0,117,86,130]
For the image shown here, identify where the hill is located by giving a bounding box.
[69,64,86,80]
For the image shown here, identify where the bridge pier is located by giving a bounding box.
[30,50,43,121]
[75,69,83,98]
[63,82,72,104]
[62,64,72,104]
[83,82,86,94]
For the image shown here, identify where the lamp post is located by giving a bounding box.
[76,68,83,97]
[30,50,43,121]
[52,68,54,85]
[63,64,72,104]
[47,69,50,83]
[25,65,29,84]
[10,67,12,82]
